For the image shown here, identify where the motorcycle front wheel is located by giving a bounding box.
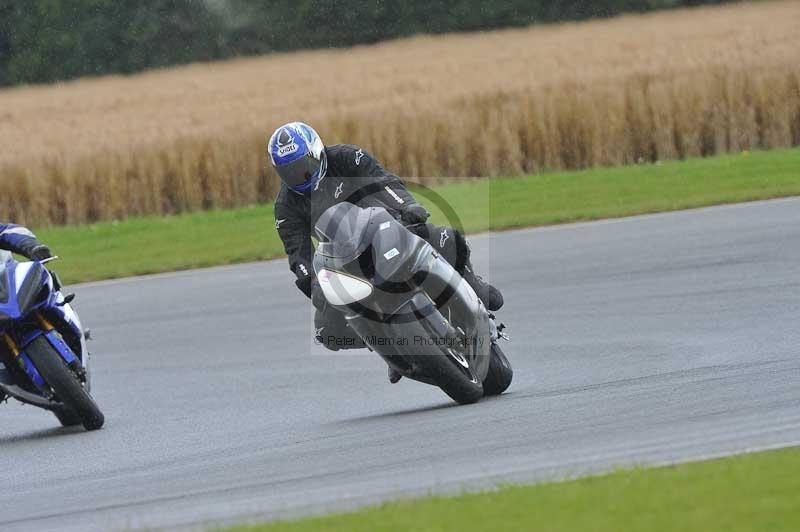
[482,342,513,396]
[26,336,105,431]
[408,347,484,405]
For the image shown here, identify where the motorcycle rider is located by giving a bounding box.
[0,223,53,261]
[270,122,503,380]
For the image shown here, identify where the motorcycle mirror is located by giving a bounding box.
[57,293,76,306]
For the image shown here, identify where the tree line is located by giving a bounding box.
[0,0,736,87]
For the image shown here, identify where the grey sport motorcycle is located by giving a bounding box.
[313,203,512,404]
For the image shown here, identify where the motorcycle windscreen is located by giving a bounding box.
[315,203,374,262]
[16,262,47,315]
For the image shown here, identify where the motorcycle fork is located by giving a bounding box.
[3,333,20,360]
[35,312,56,332]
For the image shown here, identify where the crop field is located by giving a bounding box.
[1,0,798,226]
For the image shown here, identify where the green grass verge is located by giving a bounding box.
[224,447,800,532]
[37,148,800,284]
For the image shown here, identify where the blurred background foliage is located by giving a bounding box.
[0,0,736,87]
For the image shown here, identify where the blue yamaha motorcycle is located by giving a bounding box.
[0,251,104,430]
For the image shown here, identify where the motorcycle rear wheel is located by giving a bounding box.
[26,336,104,431]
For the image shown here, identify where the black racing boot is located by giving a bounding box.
[461,264,504,311]
[388,366,402,384]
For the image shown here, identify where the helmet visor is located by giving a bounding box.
[277,151,323,189]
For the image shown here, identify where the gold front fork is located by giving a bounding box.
[3,333,20,359]
[35,312,55,332]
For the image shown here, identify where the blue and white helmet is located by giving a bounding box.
[268,122,327,193]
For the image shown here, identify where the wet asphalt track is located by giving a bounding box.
[2,198,799,531]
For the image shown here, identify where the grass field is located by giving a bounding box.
[38,147,800,285]
[223,447,800,532]
[2,1,799,226]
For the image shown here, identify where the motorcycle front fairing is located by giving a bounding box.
[313,203,491,383]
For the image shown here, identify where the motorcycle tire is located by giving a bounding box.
[482,343,513,396]
[26,336,104,431]
[410,348,484,405]
[53,406,82,427]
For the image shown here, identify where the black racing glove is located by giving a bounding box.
[294,276,317,299]
[29,244,53,262]
[310,279,326,311]
[400,204,430,226]
[296,275,314,298]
